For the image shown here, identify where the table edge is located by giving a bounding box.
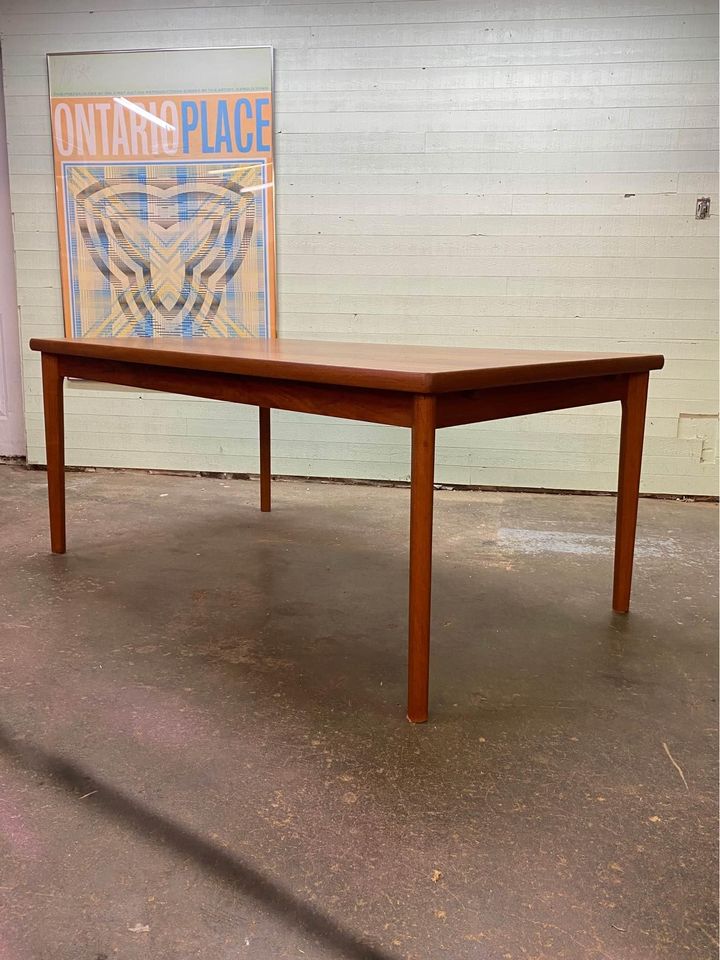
[29,338,665,393]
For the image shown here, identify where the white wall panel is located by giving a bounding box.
[2,0,718,494]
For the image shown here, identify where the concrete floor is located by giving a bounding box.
[0,462,717,960]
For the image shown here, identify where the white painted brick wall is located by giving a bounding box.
[2,0,718,494]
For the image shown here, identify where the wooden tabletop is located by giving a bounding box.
[29,337,664,393]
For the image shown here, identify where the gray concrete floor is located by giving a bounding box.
[0,462,717,960]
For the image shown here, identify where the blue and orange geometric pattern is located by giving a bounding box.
[62,160,271,338]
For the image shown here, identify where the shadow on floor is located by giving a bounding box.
[0,719,400,960]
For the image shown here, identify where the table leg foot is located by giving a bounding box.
[612,372,649,613]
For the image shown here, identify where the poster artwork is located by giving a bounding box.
[48,48,276,339]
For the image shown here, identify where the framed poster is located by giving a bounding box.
[47,47,276,340]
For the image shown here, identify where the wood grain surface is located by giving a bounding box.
[29,337,664,394]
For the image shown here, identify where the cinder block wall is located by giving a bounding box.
[2,0,718,494]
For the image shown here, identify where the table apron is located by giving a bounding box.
[55,354,414,427]
[52,355,628,430]
[436,374,627,428]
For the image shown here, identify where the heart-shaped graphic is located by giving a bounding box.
[72,166,259,337]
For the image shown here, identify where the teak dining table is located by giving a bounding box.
[30,337,664,722]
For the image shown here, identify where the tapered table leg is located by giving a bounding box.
[41,353,66,554]
[259,406,271,512]
[613,372,650,613]
[407,394,436,723]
